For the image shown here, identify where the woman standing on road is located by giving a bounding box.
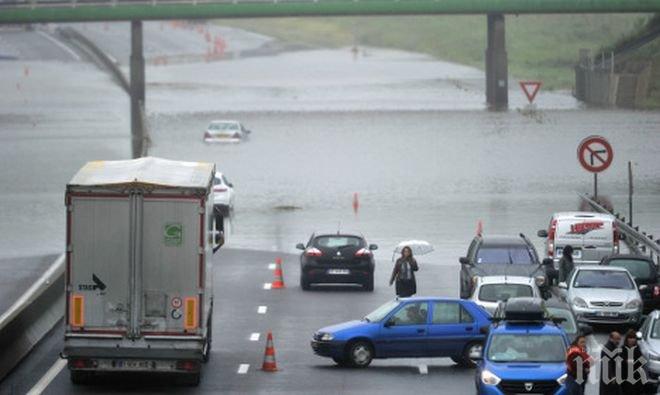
[389,246,418,298]
[620,329,647,395]
[559,245,575,284]
[565,335,592,395]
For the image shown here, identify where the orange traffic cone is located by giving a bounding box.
[272,258,285,289]
[262,331,278,372]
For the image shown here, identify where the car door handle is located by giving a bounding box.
[465,327,473,332]
[417,329,426,334]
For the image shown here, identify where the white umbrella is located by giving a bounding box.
[393,240,434,257]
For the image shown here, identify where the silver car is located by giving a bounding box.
[559,265,642,325]
[637,310,660,383]
[470,275,542,314]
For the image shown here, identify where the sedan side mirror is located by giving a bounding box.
[369,244,378,251]
[296,243,305,250]
[558,282,568,289]
[537,229,548,238]
[459,257,470,265]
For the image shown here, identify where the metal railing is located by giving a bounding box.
[579,193,660,263]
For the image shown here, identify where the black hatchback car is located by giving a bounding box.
[296,232,377,291]
[459,234,550,299]
[600,254,660,313]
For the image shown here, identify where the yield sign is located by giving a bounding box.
[577,135,613,173]
[519,81,542,104]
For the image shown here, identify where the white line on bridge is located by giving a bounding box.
[250,333,260,341]
[237,364,250,374]
[26,358,67,395]
[36,30,81,61]
[257,305,268,314]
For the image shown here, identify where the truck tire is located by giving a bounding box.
[70,370,92,385]
[300,275,311,291]
[203,313,213,362]
[363,276,374,292]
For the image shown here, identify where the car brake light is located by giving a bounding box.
[214,187,227,192]
[176,360,199,372]
[355,248,372,257]
[654,285,660,298]
[70,358,95,369]
[305,247,322,257]
[547,219,557,257]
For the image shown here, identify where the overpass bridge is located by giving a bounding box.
[1,0,659,156]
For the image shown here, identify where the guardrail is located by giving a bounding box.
[0,255,65,381]
[579,193,660,262]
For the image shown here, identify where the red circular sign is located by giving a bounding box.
[171,297,182,309]
[577,135,613,173]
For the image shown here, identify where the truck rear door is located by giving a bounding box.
[68,195,131,333]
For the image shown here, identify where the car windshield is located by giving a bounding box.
[651,319,660,339]
[546,307,577,334]
[478,284,533,302]
[209,122,239,131]
[314,236,363,249]
[607,259,653,280]
[573,270,634,289]
[487,334,566,363]
[476,247,534,264]
[364,300,400,322]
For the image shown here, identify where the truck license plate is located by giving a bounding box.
[327,269,350,275]
[118,360,151,369]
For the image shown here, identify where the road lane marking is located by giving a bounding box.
[257,306,268,314]
[268,263,276,270]
[36,31,82,61]
[418,364,428,375]
[237,364,250,374]
[26,358,67,395]
[263,283,272,290]
[250,333,260,341]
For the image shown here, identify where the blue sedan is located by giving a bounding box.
[311,297,491,367]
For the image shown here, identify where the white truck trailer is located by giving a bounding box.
[63,157,223,385]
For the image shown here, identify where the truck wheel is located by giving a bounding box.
[363,276,374,292]
[70,370,92,385]
[300,275,311,291]
[346,340,373,368]
[203,313,213,362]
[179,372,201,386]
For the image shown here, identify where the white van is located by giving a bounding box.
[537,212,620,265]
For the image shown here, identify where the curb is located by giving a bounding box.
[0,254,65,381]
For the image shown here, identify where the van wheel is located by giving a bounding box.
[179,372,200,386]
[346,341,373,368]
[70,370,92,385]
[459,342,483,368]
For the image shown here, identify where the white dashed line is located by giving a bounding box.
[237,364,250,374]
[418,364,428,375]
[263,283,272,290]
[268,263,276,270]
[250,333,260,341]
[26,358,67,395]
[257,306,268,314]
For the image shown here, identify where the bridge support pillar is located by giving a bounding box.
[130,20,145,158]
[485,13,508,110]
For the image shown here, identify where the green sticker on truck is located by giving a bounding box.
[164,223,183,246]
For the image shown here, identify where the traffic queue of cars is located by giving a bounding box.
[310,210,659,394]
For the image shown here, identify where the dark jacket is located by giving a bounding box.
[559,256,575,283]
[599,341,622,395]
[390,258,418,297]
[620,345,646,395]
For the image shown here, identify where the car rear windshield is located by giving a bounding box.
[487,334,566,363]
[546,307,577,334]
[479,284,533,302]
[573,270,634,290]
[364,300,400,323]
[314,236,363,249]
[476,247,535,264]
[607,259,653,280]
[210,122,238,131]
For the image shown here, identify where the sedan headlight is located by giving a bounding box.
[625,299,642,309]
[481,370,501,386]
[319,332,334,341]
[557,373,567,385]
[573,297,588,308]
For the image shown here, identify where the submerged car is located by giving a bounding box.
[311,297,490,368]
[560,265,642,326]
[470,276,542,314]
[297,231,377,291]
[475,298,571,395]
[204,120,251,143]
[601,254,660,314]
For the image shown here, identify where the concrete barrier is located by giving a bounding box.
[0,255,65,381]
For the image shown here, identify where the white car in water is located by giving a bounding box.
[470,275,542,314]
[213,172,235,214]
[204,120,251,143]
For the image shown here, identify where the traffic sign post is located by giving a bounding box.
[577,135,614,200]
[519,81,542,104]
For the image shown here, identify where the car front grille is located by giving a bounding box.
[498,380,559,395]
[590,301,623,307]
